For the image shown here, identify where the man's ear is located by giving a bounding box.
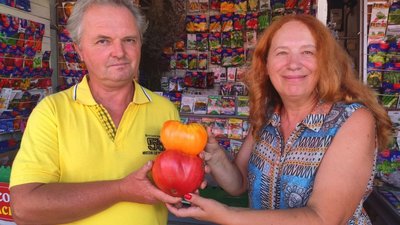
[74,43,83,62]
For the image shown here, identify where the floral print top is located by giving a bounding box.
[248,102,375,224]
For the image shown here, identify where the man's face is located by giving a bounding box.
[75,5,142,86]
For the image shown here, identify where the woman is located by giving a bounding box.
[167,14,392,225]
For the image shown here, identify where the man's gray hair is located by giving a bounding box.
[66,0,148,45]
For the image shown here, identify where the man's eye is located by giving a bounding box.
[125,38,137,44]
[96,39,109,44]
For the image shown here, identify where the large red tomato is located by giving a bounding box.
[160,120,207,155]
[152,150,204,197]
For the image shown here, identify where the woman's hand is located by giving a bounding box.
[166,193,230,224]
[201,128,226,166]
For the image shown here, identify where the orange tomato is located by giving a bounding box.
[160,120,207,155]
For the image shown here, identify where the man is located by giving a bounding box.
[9,1,180,224]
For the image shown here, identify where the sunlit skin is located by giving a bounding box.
[74,5,141,89]
[267,21,318,106]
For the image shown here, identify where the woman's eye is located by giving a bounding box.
[303,50,314,55]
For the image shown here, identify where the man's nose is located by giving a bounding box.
[111,41,125,58]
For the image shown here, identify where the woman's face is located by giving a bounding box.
[266,21,318,102]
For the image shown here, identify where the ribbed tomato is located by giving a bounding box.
[160,120,207,155]
[152,150,204,197]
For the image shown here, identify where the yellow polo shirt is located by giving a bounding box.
[10,76,179,225]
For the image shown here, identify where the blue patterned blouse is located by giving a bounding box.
[248,102,375,224]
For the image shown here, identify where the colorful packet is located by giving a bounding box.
[258,11,270,31]
[210,0,221,11]
[232,47,245,66]
[221,0,235,14]
[187,33,197,50]
[233,13,245,30]
[176,53,188,69]
[188,0,201,13]
[221,13,234,32]
[221,32,231,48]
[221,48,233,67]
[245,30,257,49]
[209,32,221,50]
[196,33,209,51]
[248,0,258,11]
[209,15,222,33]
[195,15,208,32]
[231,31,244,48]
[186,15,196,33]
[245,12,259,30]
[211,48,223,65]
[208,95,222,114]
[188,54,198,70]
[234,0,247,14]
[198,53,208,70]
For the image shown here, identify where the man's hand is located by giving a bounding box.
[118,161,181,205]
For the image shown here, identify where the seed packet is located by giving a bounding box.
[188,54,198,70]
[174,35,186,52]
[180,95,196,113]
[193,95,208,114]
[186,15,196,33]
[232,47,245,66]
[213,118,228,138]
[260,0,271,11]
[220,0,235,14]
[245,12,259,30]
[207,95,222,114]
[218,139,231,154]
[210,66,226,83]
[199,0,209,11]
[210,0,221,11]
[248,0,258,11]
[221,96,236,115]
[234,0,247,15]
[209,32,221,50]
[297,0,312,14]
[229,139,243,159]
[221,32,231,48]
[245,30,257,49]
[176,53,188,69]
[236,95,249,116]
[233,13,245,31]
[236,66,247,81]
[196,33,208,51]
[195,15,208,32]
[228,118,243,139]
[227,67,237,82]
[209,15,222,33]
[220,82,233,95]
[222,48,233,67]
[211,48,223,65]
[231,31,244,48]
[188,0,201,13]
[198,53,208,70]
[258,11,270,31]
[187,33,197,50]
[221,13,234,32]
[201,117,215,128]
